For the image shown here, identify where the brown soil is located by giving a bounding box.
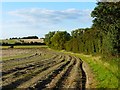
[82,61,97,88]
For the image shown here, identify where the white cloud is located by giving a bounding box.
[8,8,92,24]
[2,8,93,39]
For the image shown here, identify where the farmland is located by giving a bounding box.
[0,38,44,44]
[1,47,87,89]
[1,1,119,89]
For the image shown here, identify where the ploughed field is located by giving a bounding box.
[1,48,86,89]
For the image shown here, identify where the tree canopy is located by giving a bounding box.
[44,2,120,56]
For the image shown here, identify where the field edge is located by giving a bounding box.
[47,48,119,88]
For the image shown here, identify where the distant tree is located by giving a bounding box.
[15,42,21,45]
[44,31,55,46]
[21,36,38,39]
[9,45,14,48]
[30,41,34,44]
[12,37,17,39]
[2,42,9,46]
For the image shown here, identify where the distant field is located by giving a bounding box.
[0,38,44,44]
[21,39,44,43]
[1,45,48,49]
[0,39,21,44]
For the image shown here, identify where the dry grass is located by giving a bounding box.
[21,39,44,43]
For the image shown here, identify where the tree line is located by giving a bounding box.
[44,2,119,56]
[9,36,39,39]
[1,42,45,46]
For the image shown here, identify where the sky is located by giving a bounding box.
[1,2,97,39]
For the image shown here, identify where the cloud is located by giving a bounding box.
[8,8,92,24]
[2,8,93,39]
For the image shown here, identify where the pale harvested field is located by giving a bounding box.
[21,39,44,43]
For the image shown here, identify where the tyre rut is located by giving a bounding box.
[53,57,76,89]
[30,59,71,89]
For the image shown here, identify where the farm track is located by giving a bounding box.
[2,48,86,89]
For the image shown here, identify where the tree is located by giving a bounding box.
[44,31,55,46]
[71,28,85,38]
[21,36,38,39]
[50,31,70,50]
[91,2,120,55]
